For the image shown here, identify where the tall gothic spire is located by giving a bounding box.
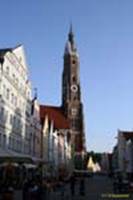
[68,23,74,46]
[64,24,77,55]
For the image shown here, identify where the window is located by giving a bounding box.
[8,136,12,149]
[13,116,17,128]
[14,96,17,106]
[19,100,21,108]
[0,107,4,121]
[12,73,15,80]
[0,133,2,146]
[10,114,13,124]
[11,93,14,104]
[6,66,9,75]
[72,76,76,82]
[3,134,6,148]
[72,60,76,65]
[27,91,30,98]
[71,108,78,116]
[12,138,15,150]
[3,85,6,96]
[6,88,10,100]
[71,119,76,128]
[4,110,8,122]
[19,56,22,62]
[16,78,18,86]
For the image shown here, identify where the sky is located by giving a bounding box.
[0,0,133,152]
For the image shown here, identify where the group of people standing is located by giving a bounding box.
[0,175,86,200]
[70,175,85,197]
[23,175,86,200]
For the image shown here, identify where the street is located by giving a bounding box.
[63,174,114,200]
[85,174,113,200]
[5,174,133,200]
[49,174,132,200]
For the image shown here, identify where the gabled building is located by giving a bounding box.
[0,45,42,164]
[31,96,42,161]
[112,145,119,173]
[0,45,32,158]
[115,130,133,179]
[101,153,113,174]
[40,105,72,176]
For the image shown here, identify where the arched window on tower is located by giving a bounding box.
[72,76,76,82]
[72,60,76,65]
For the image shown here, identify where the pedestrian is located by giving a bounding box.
[46,179,53,199]
[70,175,76,197]
[59,177,65,199]
[42,179,47,199]
[2,187,14,200]
[23,180,28,200]
[36,181,44,200]
[28,181,39,200]
[117,175,123,193]
[79,178,85,196]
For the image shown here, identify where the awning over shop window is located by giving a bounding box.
[0,148,33,163]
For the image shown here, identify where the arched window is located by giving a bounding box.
[72,76,76,82]
[72,60,76,65]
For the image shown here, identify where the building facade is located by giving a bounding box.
[31,97,42,161]
[40,106,72,176]
[0,45,41,163]
[113,130,133,179]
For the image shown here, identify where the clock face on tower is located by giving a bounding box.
[71,84,78,92]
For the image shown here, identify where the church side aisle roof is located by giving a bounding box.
[40,105,70,129]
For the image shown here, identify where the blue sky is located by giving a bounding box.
[1,0,133,152]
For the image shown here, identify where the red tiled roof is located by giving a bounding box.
[120,131,133,140]
[40,105,70,129]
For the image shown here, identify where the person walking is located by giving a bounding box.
[70,175,76,197]
[79,178,85,196]
[2,187,14,200]
[23,179,30,200]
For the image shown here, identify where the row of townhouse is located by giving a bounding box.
[0,45,72,176]
[100,130,133,180]
[100,153,113,174]
[40,106,72,176]
[112,130,133,180]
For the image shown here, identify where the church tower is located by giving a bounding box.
[62,26,86,168]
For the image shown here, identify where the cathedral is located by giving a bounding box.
[40,26,86,168]
[62,26,86,155]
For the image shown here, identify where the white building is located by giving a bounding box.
[31,97,42,161]
[117,130,133,178]
[0,45,38,161]
[40,105,72,177]
[125,139,133,175]
[101,153,110,173]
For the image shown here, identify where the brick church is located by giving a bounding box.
[40,26,86,168]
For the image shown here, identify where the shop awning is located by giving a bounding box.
[0,148,33,163]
